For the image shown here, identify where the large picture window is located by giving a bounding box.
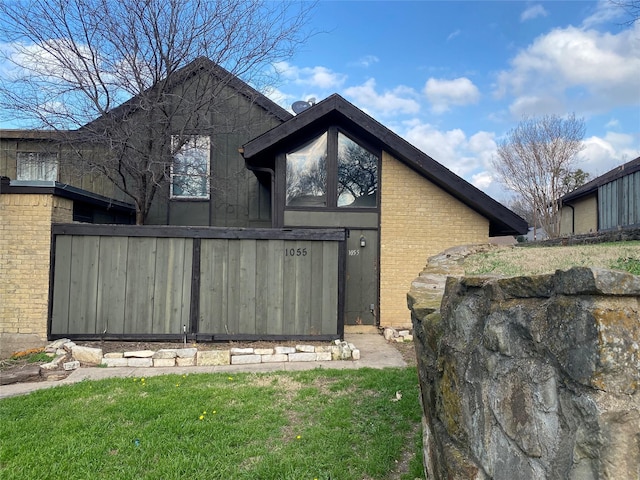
[171,135,210,199]
[285,130,378,209]
[286,132,327,206]
[17,152,58,181]
[337,133,378,208]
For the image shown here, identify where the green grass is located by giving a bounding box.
[464,241,640,277]
[611,256,640,275]
[0,368,423,479]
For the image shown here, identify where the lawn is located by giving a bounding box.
[463,240,640,277]
[0,368,423,480]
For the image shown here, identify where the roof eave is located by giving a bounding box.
[243,95,528,236]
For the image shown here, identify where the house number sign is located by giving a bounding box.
[285,247,308,257]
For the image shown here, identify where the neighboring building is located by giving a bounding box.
[0,58,527,348]
[560,157,640,235]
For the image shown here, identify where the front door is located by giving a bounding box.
[344,229,378,325]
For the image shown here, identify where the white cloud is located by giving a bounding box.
[403,122,484,175]
[263,86,291,109]
[344,79,420,117]
[579,132,640,176]
[424,77,480,114]
[447,29,461,41]
[273,61,346,90]
[604,118,620,129]
[520,4,548,22]
[496,23,640,117]
[349,55,379,68]
[471,171,494,189]
[397,120,640,203]
[582,0,626,28]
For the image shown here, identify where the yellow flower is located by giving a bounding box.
[175,383,180,387]
[227,376,233,381]
[202,411,207,415]
[296,435,301,440]
[199,415,204,420]
[212,410,217,414]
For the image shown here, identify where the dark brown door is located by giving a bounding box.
[344,229,378,325]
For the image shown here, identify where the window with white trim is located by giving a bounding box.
[170,135,210,199]
[16,152,58,181]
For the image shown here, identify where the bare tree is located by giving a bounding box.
[612,0,640,24]
[338,142,377,206]
[0,0,313,223]
[493,114,586,238]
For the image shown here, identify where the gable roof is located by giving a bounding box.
[243,94,527,236]
[561,156,640,203]
[81,57,292,132]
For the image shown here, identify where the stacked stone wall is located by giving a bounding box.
[409,258,640,480]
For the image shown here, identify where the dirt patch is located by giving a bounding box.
[392,341,417,367]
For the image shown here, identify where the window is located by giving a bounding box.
[171,135,210,199]
[337,133,377,208]
[16,152,58,181]
[286,132,327,206]
[285,130,378,209]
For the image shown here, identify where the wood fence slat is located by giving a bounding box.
[226,240,241,334]
[96,236,128,335]
[309,241,324,335]
[68,236,100,334]
[266,240,284,335]
[124,237,156,334]
[238,240,257,335]
[152,238,187,335]
[199,239,227,334]
[294,241,312,335]
[282,241,297,335]
[182,239,194,333]
[254,240,269,335]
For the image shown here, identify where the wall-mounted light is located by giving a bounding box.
[360,235,366,248]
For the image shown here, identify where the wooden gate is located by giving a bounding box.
[49,225,345,341]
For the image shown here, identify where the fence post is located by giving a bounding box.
[189,238,201,338]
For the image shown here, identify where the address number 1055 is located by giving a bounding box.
[285,248,308,257]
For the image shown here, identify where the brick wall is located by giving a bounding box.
[379,152,489,328]
[560,194,598,235]
[0,194,73,341]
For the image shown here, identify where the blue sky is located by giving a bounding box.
[267,0,640,202]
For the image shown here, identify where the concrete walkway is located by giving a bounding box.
[0,334,407,400]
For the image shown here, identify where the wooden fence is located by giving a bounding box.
[49,224,346,341]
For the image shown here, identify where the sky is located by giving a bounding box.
[266,0,640,203]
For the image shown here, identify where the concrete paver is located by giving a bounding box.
[0,334,407,399]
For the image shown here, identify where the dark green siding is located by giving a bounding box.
[599,171,640,230]
[146,83,282,228]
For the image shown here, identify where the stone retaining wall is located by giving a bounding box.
[409,261,640,480]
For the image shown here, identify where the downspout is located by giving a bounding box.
[567,203,575,234]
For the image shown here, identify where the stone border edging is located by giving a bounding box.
[44,339,361,371]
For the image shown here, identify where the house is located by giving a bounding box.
[560,157,640,235]
[0,58,527,350]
